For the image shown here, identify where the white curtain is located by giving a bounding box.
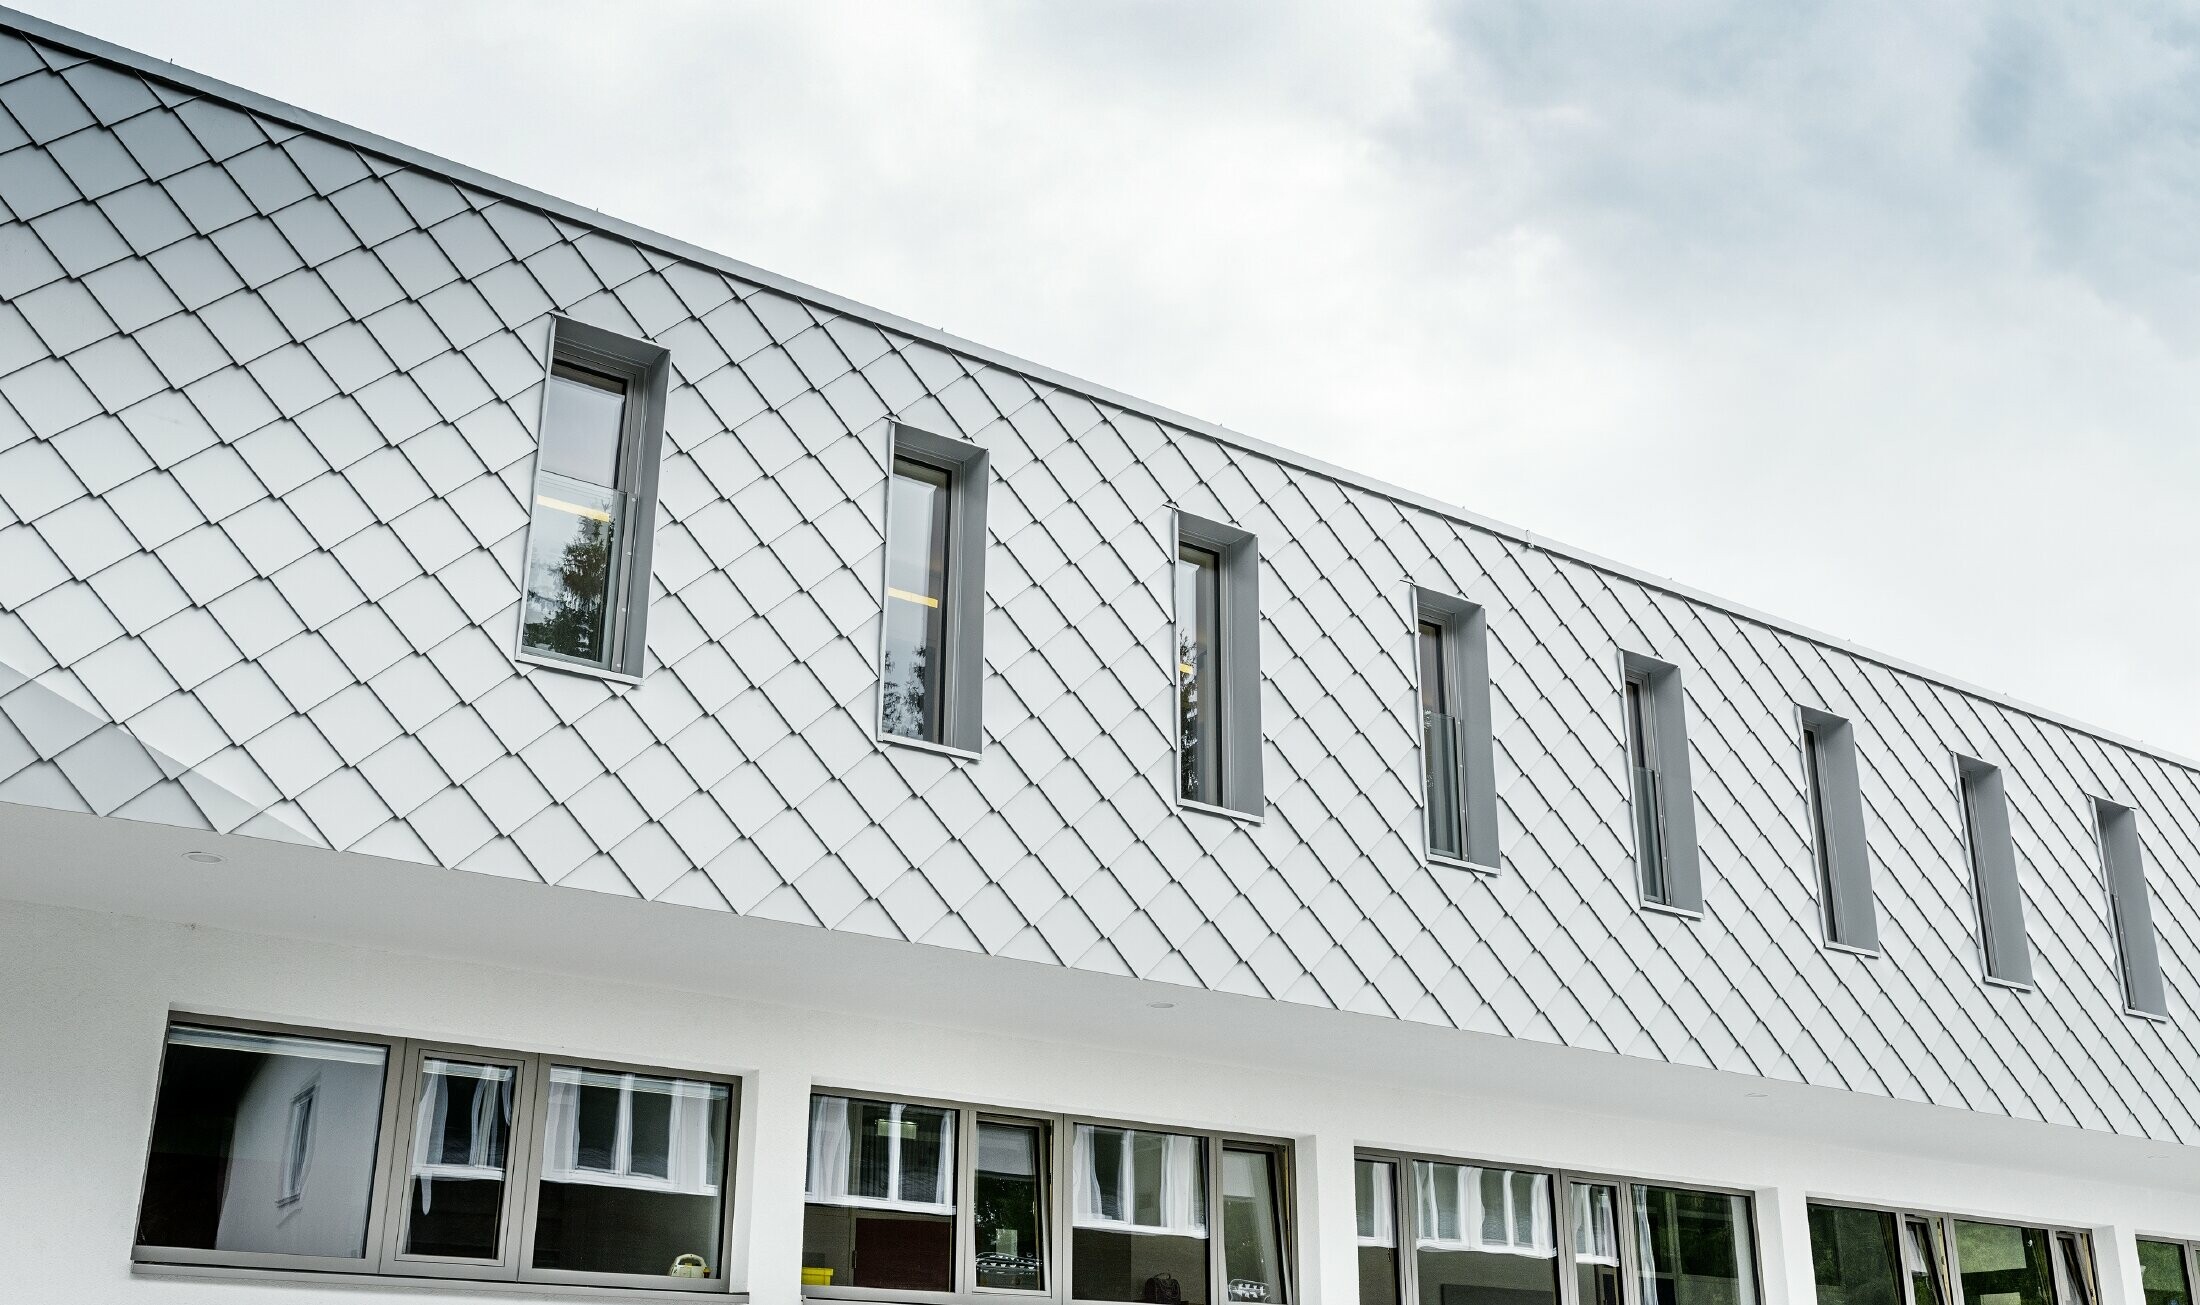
[1572,1184,1620,1265]
[541,1067,720,1195]
[1072,1124,1207,1237]
[1358,1162,1396,1247]
[410,1061,511,1214]
[803,1095,954,1213]
[1414,1162,1553,1255]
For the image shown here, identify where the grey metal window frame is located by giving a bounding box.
[132,1013,742,1295]
[1172,511,1264,821]
[874,424,990,760]
[514,315,673,685]
[802,1088,1294,1305]
[1803,1201,2100,1305]
[1617,650,1702,917]
[2091,796,2170,1021]
[1796,706,1878,956]
[1354,1146,1761,1305]
[1412,588,1500,873]
[1952,754,2034,990]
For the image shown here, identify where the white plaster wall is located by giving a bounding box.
[0,897,2190,1305]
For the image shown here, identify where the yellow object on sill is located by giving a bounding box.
[886,586,940,608]
[536,494,612,522]
[802,1267,835,1286]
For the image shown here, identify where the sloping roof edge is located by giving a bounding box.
[4,4,2192,776]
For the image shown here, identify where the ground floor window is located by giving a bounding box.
[1357,1152,1757,1305]
[1808,1204,2098,1305]
[802,1092,1291,1305]
[134,1018,735,1290]
[2140,1238,2197,1305]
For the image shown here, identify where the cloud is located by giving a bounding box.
[31,0,2200,755]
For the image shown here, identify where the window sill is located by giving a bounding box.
[1980,973,2035,994]
[2124,1005,2173,1024]
[1638,899,1705,921]
[876,731,984,763]
[1176,797,1263,825]
[134,1261,742,1299]
[1821,940,1882,960]
[515,649,644,688]
[1427,853,1500,876]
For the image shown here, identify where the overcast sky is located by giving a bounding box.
[32,1,2200,758]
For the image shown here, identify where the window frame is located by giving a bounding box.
[1617,650,1702,917]
[1795,706,1879,956]
[2091,796,2170,1021]
[514,315,673,686]
[1355,1147,1761,1305]
[1952,753,2034,991]
[801,1091,1293,1305]
[875,424,991,759]
[1804,1201,2101,1305]
[1171,511,1264,822]
[132,1014,741,1295]
[1412,588,1499,873]
[2136,1236,2200,1305]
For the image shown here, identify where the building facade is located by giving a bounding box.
[0,8,2195,1305]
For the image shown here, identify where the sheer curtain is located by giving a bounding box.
[1414,1163,1554,1255]
[541,1068,721,1194]
[803,1095,954,1213]
[1071,1124,1207,1237]
[411,1062,511,1214]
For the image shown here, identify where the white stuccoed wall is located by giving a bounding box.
[1,896,2187,1305]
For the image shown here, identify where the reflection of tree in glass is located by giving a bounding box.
[1178,627,1202,795]
[881,646,929,739]
[525,515,612,661]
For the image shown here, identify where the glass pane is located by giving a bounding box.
[521,476,621,666]
[2052,1233,2096,1305]
[976,1120,1048,1291]
[1418,621,1447,714]
[1177,544,1222,805]
[1573,1183,1625,1305]
[533,1067,729,1280]
[801,1095,956,1292]
[1224,1148,1287,1302]
[402,1058,514,1261]
[539,362,627,487]
[882,458,953,743]
[1359,1159,1400,1305]
[1951,1223,2056,1305]
[1633,1185,1759,1305]
[1073,1124,1209,1304]
[136,1025,388,1260]
[1412,1161,1559,1305]
[1906,1219,1948,1305]
[1627,679,1667,902]
[2139,1240,2194,1305]
[1808,1204,1903,1305]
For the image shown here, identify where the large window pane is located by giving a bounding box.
[522,475,622,665]
[532,1068,729,1279]
[882,457,952,743]
[1951,1223,2056,1305]
[1573,1183,1625,1305]
[802,1095,956,1291]
[1808,1204,1903,1305]
[976,1119,1048,1291]
[2140,1241,2194,1305]
[539,362,627,486]
[1072,1125,1209,1304]
[137,1025,389,1260]
[1359,1159,1400,1305]
[1633,1186,1758,1305]
[1411,1161,1559,1305]
[1177,544,1222,805]
[1223,1148,1287,1302]
[401,1058,514,1261]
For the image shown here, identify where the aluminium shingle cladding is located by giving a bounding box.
[0,15,2196,1145]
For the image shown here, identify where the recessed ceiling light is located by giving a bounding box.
[183,851,224,864]
[1147,1001,1176,1010]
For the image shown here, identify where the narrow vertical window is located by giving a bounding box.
[1357,1158,1399,1305]
[974,1118,1047,1290]
[518,319,670,680]
[2094,798,2168,1018]
[877,426,989,754]
[1955,756,2032,987]
[1177,543,1223,807]
[1904,1217,1949,1305]
[1621,652,1701,913]
[396,1056,518,1265]
[1571,1182,1624,1305]
[1799,709,1876,952]
[1414,592,1499,868]
[882,458,952,742]
[1173,513,1262,817]
[1222,1146,1289,1303]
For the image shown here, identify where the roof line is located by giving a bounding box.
[6,5,2194,776]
